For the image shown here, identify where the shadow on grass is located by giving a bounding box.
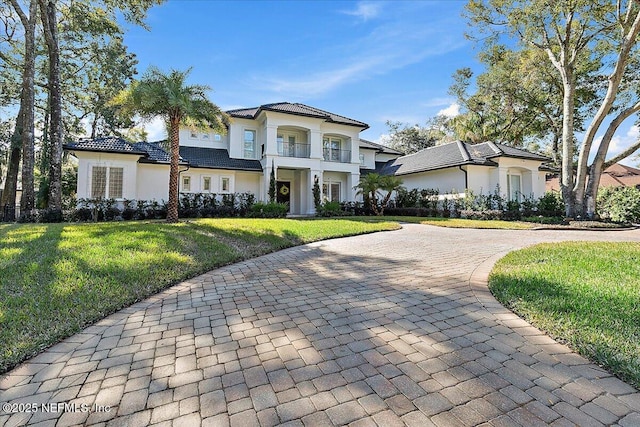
[0,219,397,374]
[4,225,640,426]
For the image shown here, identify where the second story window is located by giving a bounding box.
[244,130,256,159]
[190,131,198,139]
[359,153,365,166]
[323,137,343,162]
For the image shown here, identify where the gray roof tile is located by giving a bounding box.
[227,102,368,129]
[379,141,548,176]
[65,137,262,172]
[179,146,262,171]
[64,136,147,154]
[359,138,404,155]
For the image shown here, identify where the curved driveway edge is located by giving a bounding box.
[1,224,639,427]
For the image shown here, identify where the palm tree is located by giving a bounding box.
[113,67,227,222]
[355,173,403,215]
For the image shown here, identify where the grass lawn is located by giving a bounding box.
[0,218,399,374]
[375,216,535,230]
[489,242,640,389]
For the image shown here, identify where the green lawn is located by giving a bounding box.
[0,218,399,374]
[489,242,640,389]
[376,216,535,229]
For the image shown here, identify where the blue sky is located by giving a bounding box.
[122,0,638,164]
[123,0,473,142]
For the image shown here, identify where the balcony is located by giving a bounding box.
[278,141,310,158]
[323,148,351,163]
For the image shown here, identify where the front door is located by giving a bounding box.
[276,181,291,210]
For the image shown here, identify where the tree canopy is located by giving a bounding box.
[464,0,640,217]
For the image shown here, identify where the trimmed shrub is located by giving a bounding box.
[248,202,288,218]
[598,186,640,224]
[537,191,564,217]
[316,201,344,217]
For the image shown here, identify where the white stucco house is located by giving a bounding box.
[65,103,404,215]
[376,140,551,201]
[64,102,551,214]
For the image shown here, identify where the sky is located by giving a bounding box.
[121,0,639,164]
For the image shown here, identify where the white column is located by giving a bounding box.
[265,125,278,156]
[310,130,323,160]
[347,172,359,202]
[498,167,509,197]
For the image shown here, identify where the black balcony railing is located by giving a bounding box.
[323,148,351,163]
[278,142,310,158]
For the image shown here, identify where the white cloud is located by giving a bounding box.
[375,133,391,145]
[252,8,466,99]
[591,124,640,165]
[144,117,167,141]
[437,103,460,118]
[341,1,383,22]
[421,97,457,108]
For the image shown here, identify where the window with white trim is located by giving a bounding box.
[507,174,521,202]
[244,130,256,159]
[214,134,222,141]
[322,181,341,202]
[91,166,123,199]
[202,133,210,140]
[182,175,191,192]
[203,176,211,192]
[221,177,231,193]
[189,131,198,139]
[359,153,365,166]
[323,137,342,162]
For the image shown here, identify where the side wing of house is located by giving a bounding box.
[380,141,550,200]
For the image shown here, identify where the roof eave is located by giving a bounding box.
[63,146,147,156]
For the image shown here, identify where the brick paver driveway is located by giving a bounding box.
[1,224,640,427]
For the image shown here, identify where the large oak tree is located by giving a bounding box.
[465,0,640,218]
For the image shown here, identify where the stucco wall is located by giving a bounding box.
[359,148,377,170]
[74,152,140,200]
[179,128,228,150]
[399,168,466,195]
[137,163,170,201]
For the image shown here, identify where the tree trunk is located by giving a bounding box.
[0,104,24,217]
[166,117,180,223]
[13,0,38,217]
[573,6,640,217]
[559,71,576,218]
[40,0,63,213]
[585,101,640,218]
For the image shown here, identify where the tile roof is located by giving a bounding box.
[65,137,262,172]
[64,136,147,155]
[379,140,549,176]
[132,141,173,163]
[179,146,262,171]
[359,138,404,155]
[227,102,369,129]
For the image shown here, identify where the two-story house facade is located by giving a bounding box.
[222,103,368,215]
[65,103,377,215]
